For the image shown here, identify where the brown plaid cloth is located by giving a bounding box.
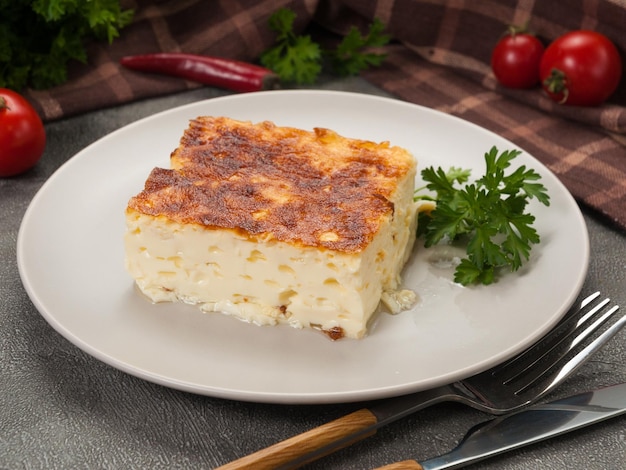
[22,0,626,231]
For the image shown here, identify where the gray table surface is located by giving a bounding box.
[2,78,625,470]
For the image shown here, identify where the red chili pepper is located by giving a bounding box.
[120,53,280,93]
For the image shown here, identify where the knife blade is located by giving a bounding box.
[374,381,626,470]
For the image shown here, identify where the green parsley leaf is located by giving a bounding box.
[444,166,472,185]
[260,8,322,84]
[415,146,550,285]
[329,18,390,76]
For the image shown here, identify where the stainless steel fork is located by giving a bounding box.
[217,291,624,470]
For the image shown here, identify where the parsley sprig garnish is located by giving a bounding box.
[260,8,322,85]
[328,18,390,77]
[261,8,390,84]
[415,146,550,286]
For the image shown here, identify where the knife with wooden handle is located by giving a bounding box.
[373,382,626,470]
[215,387,449,470]
[215,409,378,470]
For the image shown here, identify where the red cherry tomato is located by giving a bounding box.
[539,30,622,106]
[491,29,545,89]
[0,88,46,177]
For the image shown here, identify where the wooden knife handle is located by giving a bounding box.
[373,460,424,470]
[215,408,378,469]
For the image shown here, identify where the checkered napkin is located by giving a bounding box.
[23,0,626,231]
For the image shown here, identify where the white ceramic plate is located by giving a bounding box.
[17,91,589,404]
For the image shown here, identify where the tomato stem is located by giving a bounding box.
[543,68,570,104]
[508,23,524,36]
[506,22,533,38]
[0,96,8,111]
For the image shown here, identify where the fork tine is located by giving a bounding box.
[489,292,608,381]
[517,305,624,397]
[580,291,601,308]
[568,304,619,350]
[502,297,615,386]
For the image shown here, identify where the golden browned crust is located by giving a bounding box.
[127,116,415,253]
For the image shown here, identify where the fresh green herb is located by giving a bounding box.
[261,8,390,84]
[260,8,322,85]
[329,18,390,76]
[415,146,550,286]
[0,0,134,90]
